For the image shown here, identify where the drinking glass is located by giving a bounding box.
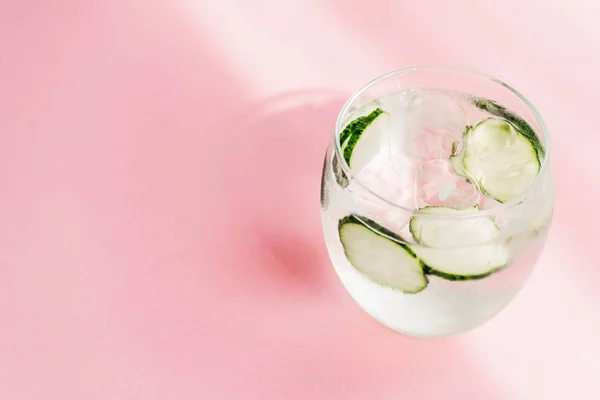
[320,67,553,338]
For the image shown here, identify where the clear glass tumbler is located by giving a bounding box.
[320,67,553,338]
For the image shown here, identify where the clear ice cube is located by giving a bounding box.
[354,155,415,232]
[414,159,481,209]
[382,89,468,162]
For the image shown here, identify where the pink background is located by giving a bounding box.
[0,0,599,398]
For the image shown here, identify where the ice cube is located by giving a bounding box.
[415,159,481,209]
[384,89,468,162]
[352,155,415,232]
[358,155,415,208]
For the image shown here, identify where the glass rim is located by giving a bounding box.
[333,66,551,219]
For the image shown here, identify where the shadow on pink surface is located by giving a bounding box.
[224,91,346,298]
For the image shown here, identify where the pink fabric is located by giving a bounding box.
[0,1,598,398]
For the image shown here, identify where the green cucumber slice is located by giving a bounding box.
[409,206,498,248]
[449,126,471,179]
[332,152,349,188]
[341,108,389,172]
[332,108,388,188]
[451,140,459,156]
[455,117,541,203]
[415,244,508,281]
[474,98,545,160]
[339,108,383,149]
[338,215,428,293]
[408,206,506,280]
[450,151,467,178]
[339,116,361,149]
[320,155,329,210]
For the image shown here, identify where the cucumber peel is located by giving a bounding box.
[320,155,329,210]
[332,152,349,188]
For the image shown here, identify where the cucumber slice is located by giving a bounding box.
[450,151,467,178]
[409,206,498,248]
[332,108,388,188]
[320,155,329,210]
[342,109,390,172]
[456,117,541,203]
[332,152,349,188]
[449,126,471,179]
[338,215,428,293]
[416,244,508,280]
[408,206,506,280]
[474,98,545,160]
[339,116,360,149]
[451,140,459,156]
[339,108,383,148]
